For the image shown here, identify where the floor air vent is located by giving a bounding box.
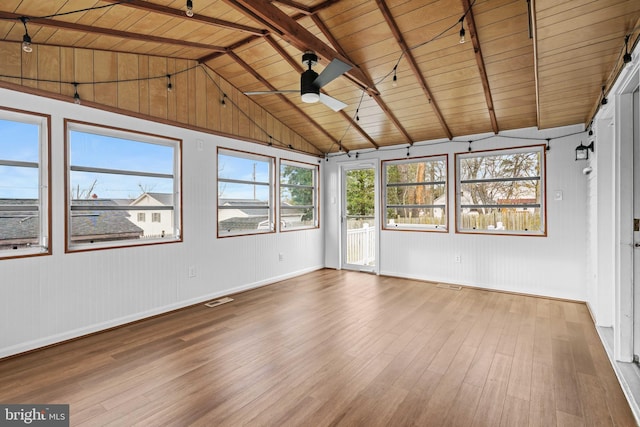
[204,297,234,308]
[436,283,462,291]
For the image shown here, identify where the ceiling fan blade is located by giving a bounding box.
[313,58,352,89]
[319,93,347,112]
[244,90,298,95]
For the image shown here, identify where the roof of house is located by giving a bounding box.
[0,199,143,241]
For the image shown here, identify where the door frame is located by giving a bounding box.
[339,160,379,273]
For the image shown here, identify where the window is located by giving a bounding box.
[0,108,50,259]
[217,148,274,236]
[279,160,319,231]
[456,145,545,235]
[65,120,181,251]
[152,213,161,222]
[383,155,447,231]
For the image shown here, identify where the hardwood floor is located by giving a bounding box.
[0,269,635,426]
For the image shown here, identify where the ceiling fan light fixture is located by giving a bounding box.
[301,92,320,103]
[301,68,320,103]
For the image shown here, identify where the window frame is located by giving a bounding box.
[217,147,275,238]
[278,158,320,232]
[455,144,546,236]
[64,119,182,252]
[0,107,51,260]
[382,154,448,232]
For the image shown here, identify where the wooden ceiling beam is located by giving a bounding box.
[264,35,379,149]
[310,15,407,146]
[226,50,340,153]
[375,0,452,140]
[100,0,265,36]
[225,0,378,94]
[461,0,499,134]
[0,11,226,52]
[272,0,312,15]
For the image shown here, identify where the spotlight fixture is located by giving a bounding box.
[623,34,632,64]
[601,85,608,105]
[325,154,329,162]
[73,82,81,105]
[468,141,472,152]
[221,93,227,107]
[20,17,32,53]
[355,108,360,122]
[166,74,172,92]
[406,146,410,157]
[355,152,359,159]
[185,0,194,17]
[575,141,594,161]
[459,21,466,44]
[392,66,398,87]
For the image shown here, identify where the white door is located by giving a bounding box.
[341,164,377,272]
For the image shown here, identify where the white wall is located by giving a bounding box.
[0,88,324,358]
[324,125,589,301]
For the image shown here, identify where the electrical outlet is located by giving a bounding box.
[188,266,196,278]
[454,255,461,263]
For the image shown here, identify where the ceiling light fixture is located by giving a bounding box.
[221,93,227,107]
[459,20,466,44]
[392,65,398,87]
[185,0,194,17]
[20,17,32,53]
[166,74,172,92]
[623,34,632,64]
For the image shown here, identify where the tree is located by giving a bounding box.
[281,165,314,220]
[346,169,374,217]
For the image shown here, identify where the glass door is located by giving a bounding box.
[341,165,377,271]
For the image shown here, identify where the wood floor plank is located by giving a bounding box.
[0,269,634,426]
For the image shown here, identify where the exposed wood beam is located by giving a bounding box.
[461,0,499,134]
[263,35,379,149]
[310,0,344,14]
[531,0,541,128]
[0,12,226,52]
[226,50,340,153]
[309,15,409,146]
[197,35,263,63]
[375,0,453,140]
[101,0,266,36]
[225,0,377,94]
[272,0,312,15]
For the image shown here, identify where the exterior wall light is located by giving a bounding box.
[575,141,594,161]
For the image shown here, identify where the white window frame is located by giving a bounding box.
[455,144,546,235]
[217,147,275,237]
[382,154,448,231]
[279,159,319,231]
[0,108,50,259]
[65,120,182,252]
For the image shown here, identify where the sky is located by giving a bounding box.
[0,119,40,199]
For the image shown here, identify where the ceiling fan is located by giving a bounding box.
[244,51,352,112]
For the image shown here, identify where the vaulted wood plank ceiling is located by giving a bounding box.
[0,0,638,154]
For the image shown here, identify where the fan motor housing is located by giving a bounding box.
[301,69,320,103]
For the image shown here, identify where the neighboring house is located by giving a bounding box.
[218,198,269,231]
[0,198,144,249]
[128,193,174,238]
[0,199,39,250]
[70,199,143,244]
